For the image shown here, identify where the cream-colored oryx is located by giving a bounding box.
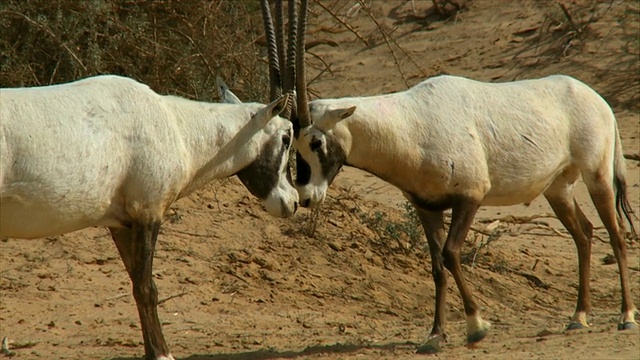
[281,0,638,354]
[0,74,298,360]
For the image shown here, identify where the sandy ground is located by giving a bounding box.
[1,1,639,359]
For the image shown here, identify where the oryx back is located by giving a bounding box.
[0,76,180,238]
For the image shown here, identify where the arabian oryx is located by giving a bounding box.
[275,0,638,353]
[0,74,299,360]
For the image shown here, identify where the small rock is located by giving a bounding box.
[364,250,374,260]
[328,241,344,251]
[601,253,616,265]
[536,329,553,337]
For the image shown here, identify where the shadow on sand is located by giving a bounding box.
[111,341,420,360]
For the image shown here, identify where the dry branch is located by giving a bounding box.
[512,270,550,289]
[357,0,429,85]
[478,213,556,224]
[106,293,129,302]
[305,39,339,50]
[158,290,188,305]
[558,3,582,34]
[357,0,409,87]
[624,153,640,161]
[1,10,88,74]
[314,0,370,47]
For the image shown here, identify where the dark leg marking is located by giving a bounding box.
[414,206,448,354]
[442,198,487,344]
[586,177,637,330]
[110,222,171,360]
[544,194,592,329]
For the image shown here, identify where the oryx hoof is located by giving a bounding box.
[416,334,444,354]
[466,329,489,345]
[566,322,587,330]
[617,322,638,331]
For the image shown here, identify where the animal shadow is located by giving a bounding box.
[109,341,418,360]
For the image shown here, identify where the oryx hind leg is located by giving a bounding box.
[582,165,638,330]
[543,166,593,329]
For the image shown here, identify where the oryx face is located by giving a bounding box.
[236,97,298,217]
[294,127,345,208]
[294,103,356,208]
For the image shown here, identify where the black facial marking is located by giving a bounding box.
[236,134,287,200]
[318,135,346,184]
[406,192,470,212]
[295,134,346,187]
[310,138,322,151]
[295,152,311,185]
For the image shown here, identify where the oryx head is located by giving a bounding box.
[294,100,356,208]
[234,93,298,217]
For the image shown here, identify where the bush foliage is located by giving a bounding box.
[0,0,269,102]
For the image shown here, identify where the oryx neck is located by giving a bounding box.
[166,97,266,197]
[340,94,418,190]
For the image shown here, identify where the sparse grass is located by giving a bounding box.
[461,229,505,267]
[488,259,510,274]
[358,201,424,253]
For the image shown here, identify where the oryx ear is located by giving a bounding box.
[318,106,357,132]
[216,76,242,104]
[333,106,357,120]
[255,93,290,127]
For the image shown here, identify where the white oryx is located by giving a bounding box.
[0,74,299,360]
[279,0,638,354]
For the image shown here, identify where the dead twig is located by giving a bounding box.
[167,229,221,238]
[624,153,640,161]
[357,0,409,87]
[225,269,250,284]
[307,50,334,76]
[357,0,429,85]
[305,39,339,51]
[535,224,571,238]
[512,270,550,289]
[592,234,608,243]
[471,229,505,267]
[558,3,582,34]
[106,293,129,302]
[314,0,370,47]
[158,290,188,305]
[478,213,556,224]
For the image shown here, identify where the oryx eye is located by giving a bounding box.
[282,135,291,147]
[310,139,322,151]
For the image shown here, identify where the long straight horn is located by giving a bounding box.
[260,0,282,101]
[283,0,298,95]
[296,0,311,127]
[275,0,286,81]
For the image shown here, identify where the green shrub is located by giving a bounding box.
[358,201,425,252]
